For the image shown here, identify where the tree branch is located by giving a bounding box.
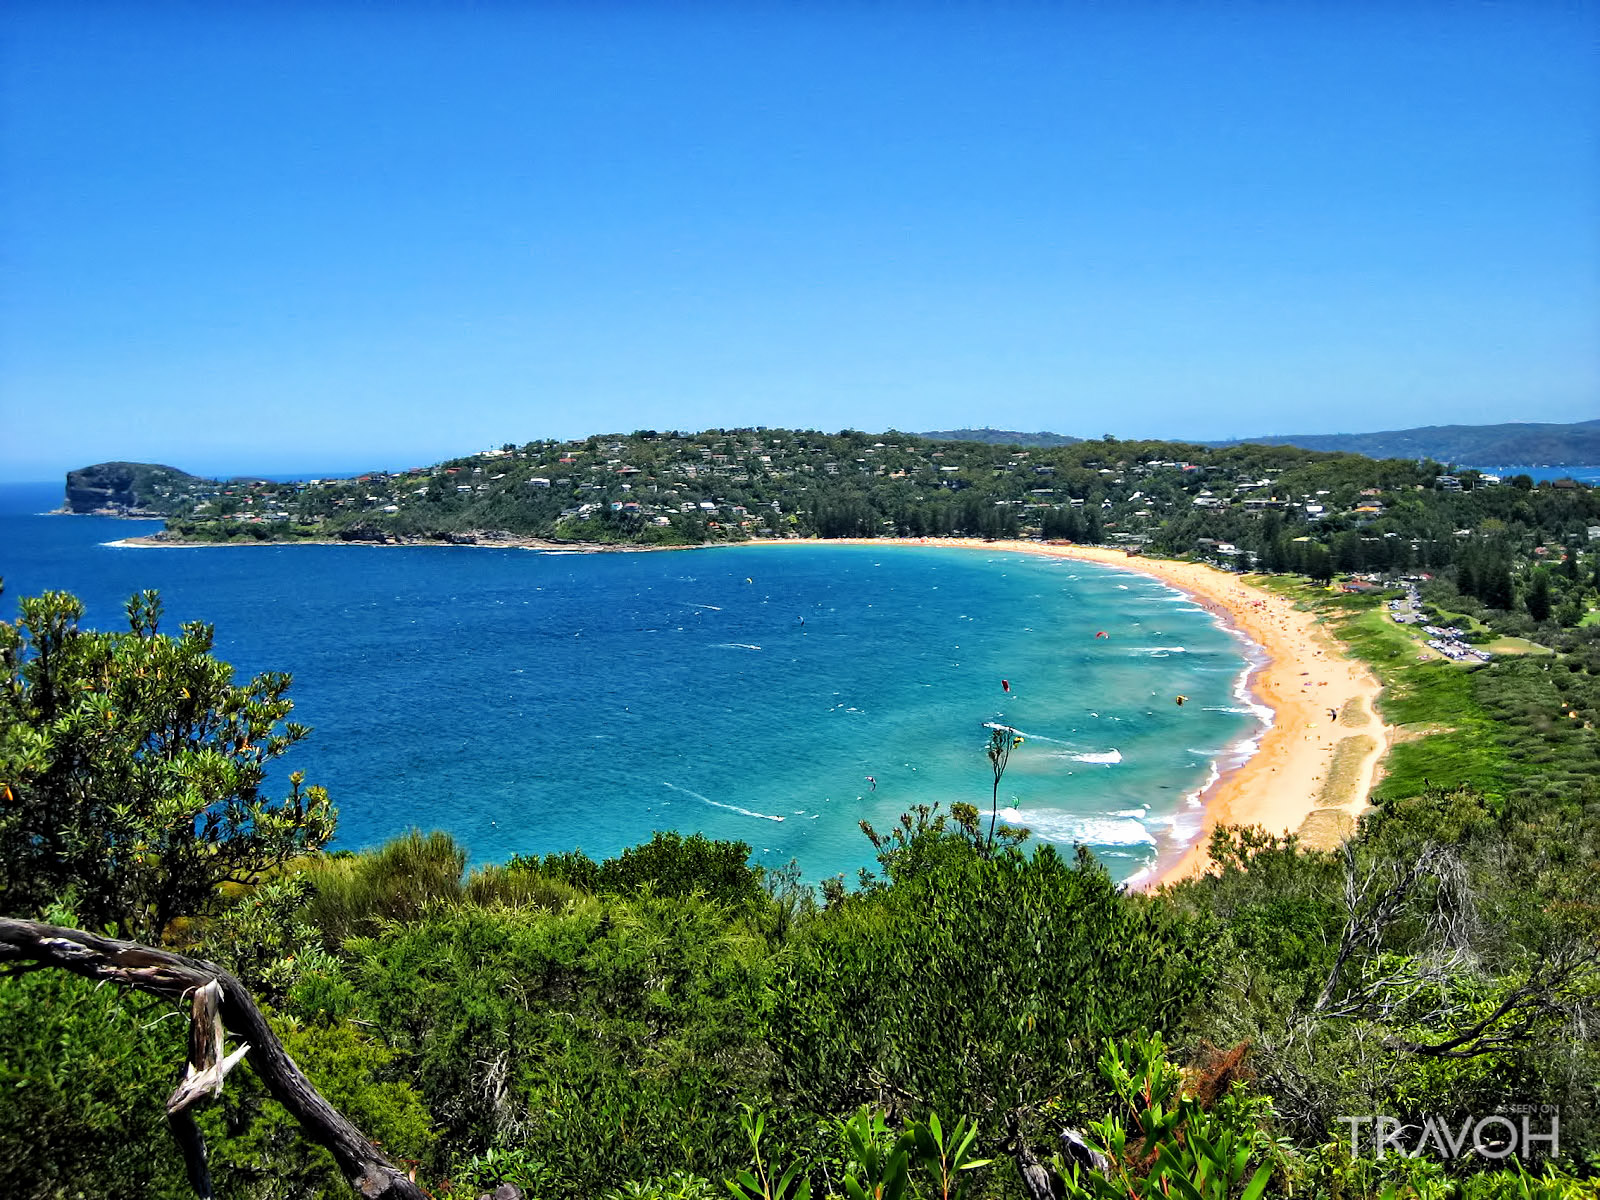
[0,917,426,1200]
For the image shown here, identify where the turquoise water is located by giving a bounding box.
[1,483,1264,883]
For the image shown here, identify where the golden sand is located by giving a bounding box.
[747,537,1390,885]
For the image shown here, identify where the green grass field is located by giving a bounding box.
[1248,578,1512,803]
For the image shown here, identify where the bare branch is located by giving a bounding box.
[0,917,426,1200]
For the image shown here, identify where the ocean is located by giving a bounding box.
[1,481,1265,884]
[1465,465,1600,485]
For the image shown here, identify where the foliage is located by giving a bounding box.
[124,428,1600,621]
[201,874,343,1006]
[340,894,776,1196]
[1060,1033,1280,1200]
[728,1107,812,1200]
[210,1015,437,1200]
[7,575,1600,1195]
[0,587,334,940]
[302,828,467,948]
[727,1105,990,1200]
[596,1172,719,1200]
[772,832,1214,1152]
[1165,789,1600,1157]
[0,963,194,1199]
[518,829,768,910]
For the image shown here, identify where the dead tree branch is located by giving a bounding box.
[0,917,426,1200]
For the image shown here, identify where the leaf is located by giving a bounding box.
[1239,1163,1273,1200]
[1152,1145,1204,1200]
[776,1160,811,1200]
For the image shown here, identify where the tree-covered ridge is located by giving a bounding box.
[73,427,1600,563]
[1212,419,1600,468]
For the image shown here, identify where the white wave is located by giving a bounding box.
[662,782,784,822]
[1130,645,1187,655]
[717,643,762,650]
[999,806,1154,846]
[689,603,722,611]
[1071,749,1123,765]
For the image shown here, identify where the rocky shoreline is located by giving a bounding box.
[108,528,697,552]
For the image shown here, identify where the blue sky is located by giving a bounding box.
[3,2,1597,480]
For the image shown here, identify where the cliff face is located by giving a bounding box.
[64,462,203,514]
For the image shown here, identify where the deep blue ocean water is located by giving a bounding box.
[1465,465,1600,485]
[1,481,1267,884]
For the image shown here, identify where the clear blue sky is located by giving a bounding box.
[3,2,1597,480]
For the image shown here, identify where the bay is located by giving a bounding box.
[1,481,1262,883]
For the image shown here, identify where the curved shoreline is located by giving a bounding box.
[744,537,1391,888]
[109,527,1390,884]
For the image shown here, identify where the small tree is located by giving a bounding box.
[1525,568,1553,622]
[0,588,334,940]
[986,724,1023,849]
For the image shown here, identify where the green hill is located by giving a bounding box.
[62,461,210,514]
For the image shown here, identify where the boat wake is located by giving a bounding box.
[982,721,1070,747]
[662,782,785,822]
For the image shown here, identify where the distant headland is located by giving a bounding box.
[64,424,1596,576]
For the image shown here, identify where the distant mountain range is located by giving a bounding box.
[922,420,1600,466]
[1212,420,1600,466]
[920,429,1084,448]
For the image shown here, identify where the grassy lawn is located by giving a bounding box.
[1484,636,1555,656]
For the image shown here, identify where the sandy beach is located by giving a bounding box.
[748,537,1390,887]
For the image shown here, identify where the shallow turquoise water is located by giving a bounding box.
[2,483,1264,883]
